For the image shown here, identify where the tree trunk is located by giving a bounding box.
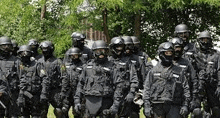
[103,8,110,43]
[134,11,141,38]
[41,0,47,20]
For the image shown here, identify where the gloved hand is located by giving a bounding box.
[190,100,200,111]
[125,92,134,103]
[215,87,220,97]
[40,95,48,104]
[144,108,152,118]
[180,106,188,116]
[103,109,112,115]
[62,107,68,114]
[74,103,81,114]
[59,92,65,101]
[17,97,24,107]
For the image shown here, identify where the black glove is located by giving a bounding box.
[190,100,200,111]
[125,92,134,103]
[74,103,81,114]
[180,106,188,116]
[17,97,24,107]
[62,107,68,114]
[144,108,152,118]
[40,95,48,104]
[103,109,112,115]
[60,92,65,101]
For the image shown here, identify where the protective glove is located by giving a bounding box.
[40,94,48,104]
[74,103,81,114]
[144,108,152,118]
[59,92,65,101]
[215,87,220,98]
[125,92,134,103]
[190,100,200,111]
[62,107,68,114]
[17,97,24,107]
[180,106,188,116]
[103,109,112,115]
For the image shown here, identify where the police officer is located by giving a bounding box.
[74,40,123,118]
[0,71,10,118]
[39,41,67,118]
[194,31,220,118]
[11,40,19,57]
[16,45,47,118]
[63,32,92,64]
[61,47,84,118]
[0,36,20,118]
[28,39,42,61]
[108,37,139,118]
[174,24,196,61]
[143,42,190,118]
[170,37,201,118]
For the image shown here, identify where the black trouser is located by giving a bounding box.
[8,91,20,118]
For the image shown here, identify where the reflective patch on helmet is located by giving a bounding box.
[87,66,93,69]
[173,74,179,78]
[40,69,46,75]
[179,65,187,68]
[154,73,160,76]
[185,52,193,55]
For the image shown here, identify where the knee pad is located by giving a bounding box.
[193,108,202,116]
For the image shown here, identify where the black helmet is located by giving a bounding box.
[17,45,32,57]
[28,39,39,46]
[174,24,189,33]
[71,32,86,47]
[92,40,108,59]
[39,40,54,57]
[170,37,183,59]
[122,36,133,45]
[158,42,174,67]
[174,24,190,45]
[0,36,13,54]
[0,36,12,45]
[109,37,124,56]
[197,31,212,50]
[92,40,108,50]
[131,36,140,45]
[68,47,81,56]
[11,40,18,48]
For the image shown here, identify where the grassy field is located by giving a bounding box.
[47,105,145,118]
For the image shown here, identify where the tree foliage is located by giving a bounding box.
[0,0,220,58]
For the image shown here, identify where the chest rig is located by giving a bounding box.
[83,61,114,97]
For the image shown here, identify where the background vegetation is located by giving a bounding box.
[0,0,220,58]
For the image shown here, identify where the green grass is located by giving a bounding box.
[47,105,145,118]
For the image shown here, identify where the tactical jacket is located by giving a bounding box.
[18,61,46,95]
[74,58,123,104]
[143,62,190,109]
[38,56,67,99]
[0,55,20,92]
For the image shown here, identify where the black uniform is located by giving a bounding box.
[143,62,190,118]
[74,58,123,118]
[17,61,46,118]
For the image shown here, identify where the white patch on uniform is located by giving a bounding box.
[119,62,126,66]
[40,69,46,75]
[103,67,110,71]
[87,66,93,69]
[76,67,82,71]
[208,61,214,65]
[173,74,179,78]
[154,73,161,76]
[185,52,193,55]
[179,65,187,68]
[65,65,70,69]
[131,60,137,65]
